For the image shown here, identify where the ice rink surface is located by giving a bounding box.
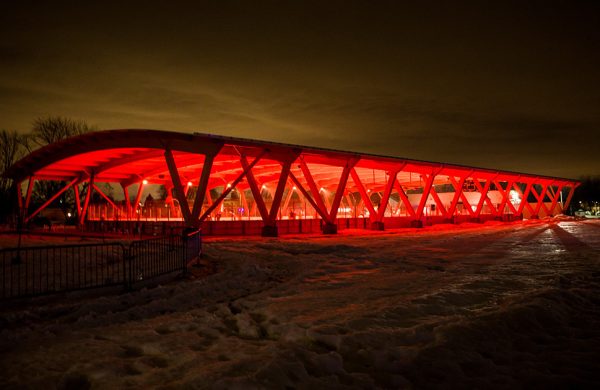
[1,218,599,388]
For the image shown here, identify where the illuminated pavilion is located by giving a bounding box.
[6,130,579,236]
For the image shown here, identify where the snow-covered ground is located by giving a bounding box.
[1,218,599,389]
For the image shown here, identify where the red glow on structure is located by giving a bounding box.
[6,130,579,236]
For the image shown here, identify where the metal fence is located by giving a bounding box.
[1,229,201,300]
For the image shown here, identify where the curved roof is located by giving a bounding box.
[6,129,578,191]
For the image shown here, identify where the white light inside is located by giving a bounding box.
[142,179,148,185]
[510,190,521,204]
[187,181,193,187]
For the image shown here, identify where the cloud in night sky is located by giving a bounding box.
[1,1,599,178]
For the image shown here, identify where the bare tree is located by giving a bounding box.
[20,117,96,221]
[0,130,24,191]
[0,130,26,222]
[22,116,96,152]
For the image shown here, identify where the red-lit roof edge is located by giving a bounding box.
[5,129,580,184]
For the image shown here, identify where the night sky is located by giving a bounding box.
[1,1,599,179]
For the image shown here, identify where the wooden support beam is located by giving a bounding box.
[429,186,448,218]
[24,177,34,211]
[133,181,145,215]
[473,178,499,216]
[299,158,330,220]
[240,155,269,222]
[267,160,292,224]
[191,153,216,221]
[447,176,467,217]
[322,189,332,215]
[122,185,131,218]
[74,184,81,215]
[394,180,415,217]
[164,149,192,224]
[79,175,95,225]
[494,180,518,215]
[376,170,398,222]
[350,168,377,221]
[281,184,295,216]
[415,173,435,219]
[548,185,564,216]
[473,178,492,216]
[516,182,535,216]
[540,184,554,216]
[92,183,119,211]
[531,184,550,216]
[562,183,578,211]
[200,151,266,222]
[26,177,79,223]
[205,187,213,205]
[289,172,330,222]
[239,189,248,218]
[329,160,356,221]
[449,175,476,216]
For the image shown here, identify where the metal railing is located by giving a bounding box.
[1,229,201,300]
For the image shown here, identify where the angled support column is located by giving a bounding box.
[26,177,79,224]
[415,173,436,224]
[289,173,330,222]
[371,169,398,230]
[562,183,578,213]
[494,180,518,217]
[241,155,270,222]
[473,177,499,217]
[74,184,81,215]
[473,178,492,217]
[165,149,193,225]
[548,184,564,216]
[394,180,416,218]
[429,186,449,219]
[200,151,266,222]
[261,160,293,236]
[325,158,357,233]
[191,153,217,222]
[350,168,377,222]
[132,181,145,216]
[122,185,131,218]
[79,175,95,226]
[239,189,249,218]
[539,183,554,216]
[92,183,120,217]
[531,183,550,217]
[281,184,295,217]
[516,182,536,217]
[299,158,330,222]
[267,161,293,222]
[205,187,213,205]
[450,176,476,217]
[447,176,468,219]
[24,177,34,211]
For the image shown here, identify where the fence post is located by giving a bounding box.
[181,229,189,276]
[123,244,133,291]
